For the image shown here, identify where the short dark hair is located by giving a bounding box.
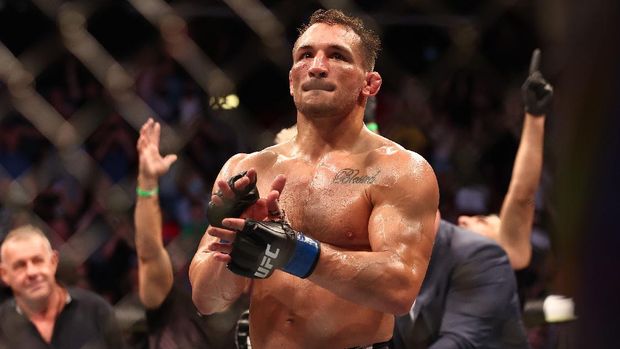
[296,9,381,71]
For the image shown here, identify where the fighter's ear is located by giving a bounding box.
[362,71,382,97]
[289,70,294,96]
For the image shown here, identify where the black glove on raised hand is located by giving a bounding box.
[522,49,554,116]
[206,171,260,229]
[227,219,321,279]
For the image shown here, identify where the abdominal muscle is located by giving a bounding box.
[248,272,394,349]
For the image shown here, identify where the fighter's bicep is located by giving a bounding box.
[368,203,430,266]
[367,157,439,265]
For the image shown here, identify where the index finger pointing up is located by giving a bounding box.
[529,48,541,74]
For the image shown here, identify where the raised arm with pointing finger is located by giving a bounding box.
[458,49,553,269]
[393,50,546,349]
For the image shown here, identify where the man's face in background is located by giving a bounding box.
[0,234,58,305]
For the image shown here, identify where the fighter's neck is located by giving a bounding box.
[294,113,370,159]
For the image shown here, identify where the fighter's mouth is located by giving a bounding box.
[302,80,335,92]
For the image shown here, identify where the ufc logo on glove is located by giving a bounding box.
[227,219,321,279]
[255,244,280,278]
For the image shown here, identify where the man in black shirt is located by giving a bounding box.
[0,225,125,349]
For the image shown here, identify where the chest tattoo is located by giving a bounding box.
[333,168,380,185]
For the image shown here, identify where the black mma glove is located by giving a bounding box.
[522,49,554,116]
[206,171,260,229]
[227,219,321,279]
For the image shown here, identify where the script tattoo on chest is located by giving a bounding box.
[333,168,380,184]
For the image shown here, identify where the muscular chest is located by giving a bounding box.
[260,159,380,248]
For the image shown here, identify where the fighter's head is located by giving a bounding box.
[290,9,382,119]
[293,9,381,72]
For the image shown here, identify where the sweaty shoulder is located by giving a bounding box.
[367,140,435,186]
[365,139,439,214]
[219,147,281,178]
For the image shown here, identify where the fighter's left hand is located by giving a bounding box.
[207,218,246,263]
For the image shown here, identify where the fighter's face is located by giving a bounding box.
[0,236,58,304]
[289,23,368,118]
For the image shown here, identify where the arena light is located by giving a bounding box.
[223,94,240,109]
[209,94,240,110]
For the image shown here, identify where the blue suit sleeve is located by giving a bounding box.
[429,242,517,349]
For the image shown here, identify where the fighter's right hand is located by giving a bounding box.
[206,171,286,228]
[206,174,287,260]
[206,170,260,229]
[522,49,554,116]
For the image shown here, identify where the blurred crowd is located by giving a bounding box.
[0,49,248,304]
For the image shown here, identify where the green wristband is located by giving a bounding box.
[136,187,159,197]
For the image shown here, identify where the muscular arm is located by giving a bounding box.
[308,154,439,315]
[189,154,252,315]
[498,113,545,269]
[190,228,251,314]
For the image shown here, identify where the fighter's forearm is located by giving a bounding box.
[308,244,420,315]
[189,239,249,315]
[218,219,422,315]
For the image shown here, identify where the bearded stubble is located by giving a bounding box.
[294,88,362,119]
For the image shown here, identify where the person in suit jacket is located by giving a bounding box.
[393,49,552,349]
[392,220,529,348]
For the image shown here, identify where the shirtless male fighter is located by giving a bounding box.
[189,9,439,349]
